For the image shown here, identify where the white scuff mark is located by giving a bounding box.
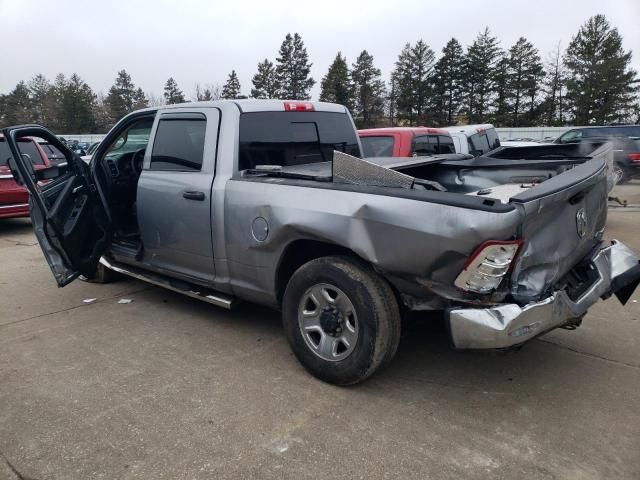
[83,298,97,303]
[118,298,133,304]
[277,443,289,453]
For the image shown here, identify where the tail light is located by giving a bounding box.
[454,240,523,293]
[627,153,640,162]
[283,101,314,112]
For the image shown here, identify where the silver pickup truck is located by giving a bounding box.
[3,100,640,385]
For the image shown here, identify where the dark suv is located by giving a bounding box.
[555,125,640,183]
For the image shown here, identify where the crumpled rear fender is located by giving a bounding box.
[222,178,522,305]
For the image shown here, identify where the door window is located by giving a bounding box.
[360,136,394,157]
[150,117,207,171]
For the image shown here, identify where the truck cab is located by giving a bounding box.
[358,127,455,158]
[442,124,501,156]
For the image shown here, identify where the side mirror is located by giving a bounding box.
[36,165,61,181]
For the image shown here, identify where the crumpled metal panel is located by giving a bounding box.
[509,156,609,301]
[332,151,414,189]
[222,178,522,307]
[449,240,640,349]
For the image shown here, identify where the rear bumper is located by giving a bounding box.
[0,202,30,219]
[448,240,640,349]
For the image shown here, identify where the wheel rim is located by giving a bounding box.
[298,283,359,362]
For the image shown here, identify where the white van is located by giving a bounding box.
[442,124,501,156]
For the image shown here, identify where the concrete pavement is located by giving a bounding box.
[1,186,639,479]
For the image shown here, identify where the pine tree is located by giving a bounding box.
[492,55,510,127]
[49,74,69,131]
[133,87,148,110]
[106,70,138,120]
[0,95,7,127]
[319,52,353,110]
[351,50,386,128]
[463,28,501,123]
[58,73,96,132]
[387,77,398,126]
[392,40,435,125]
[3,81,32,126]
[275,33,315,100]
[221,70,242,99]
[28,74,55,126]
[93,93,113,133]
[251,60,279,99]
[505,37,544,126]
[163,77,185,104]
[564,14,638,124]
[431,38,465,126]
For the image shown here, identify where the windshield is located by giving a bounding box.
[104,118,154,161]
[360,136,394,157]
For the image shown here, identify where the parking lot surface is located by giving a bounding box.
[1,184,639,480]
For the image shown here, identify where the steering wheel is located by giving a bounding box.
[130,148,146,176]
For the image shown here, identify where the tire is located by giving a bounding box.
[81,262,120,284]
[282,256,401,385]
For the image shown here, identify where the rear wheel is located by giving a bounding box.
[282,256,401,385]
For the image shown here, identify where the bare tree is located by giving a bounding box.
[542,42,568,126]
[146,92,166,107]
[192,83,222,101]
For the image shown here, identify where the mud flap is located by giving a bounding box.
[609,263,640,305]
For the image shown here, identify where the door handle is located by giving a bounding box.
[182,190,205,201]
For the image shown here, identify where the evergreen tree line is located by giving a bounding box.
[0,15,638,133]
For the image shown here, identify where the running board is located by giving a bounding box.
[99,257,235,309]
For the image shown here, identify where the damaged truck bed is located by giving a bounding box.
[4,100,640,385]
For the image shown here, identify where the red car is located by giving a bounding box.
[358,127,455,158]
[0,135,52,219]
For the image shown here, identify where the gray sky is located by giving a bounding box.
[1,0,638,100]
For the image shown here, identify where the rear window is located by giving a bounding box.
[467,133,491,155]
[239,111,360,170]
[438,135,455,154]
[485,128,500,150]
[412,135,438,156]
[40,143,64,157]
[0,140,45,166]
[360,136,394,158]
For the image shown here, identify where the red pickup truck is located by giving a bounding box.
[358,127,455,158]
[0,136,52,219]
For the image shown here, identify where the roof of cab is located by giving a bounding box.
[136,99,348,114]
[442,124,495,136]
[358,127,449,136]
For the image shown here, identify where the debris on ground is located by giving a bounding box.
[82,298,97,304]
[117,299,133,304]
